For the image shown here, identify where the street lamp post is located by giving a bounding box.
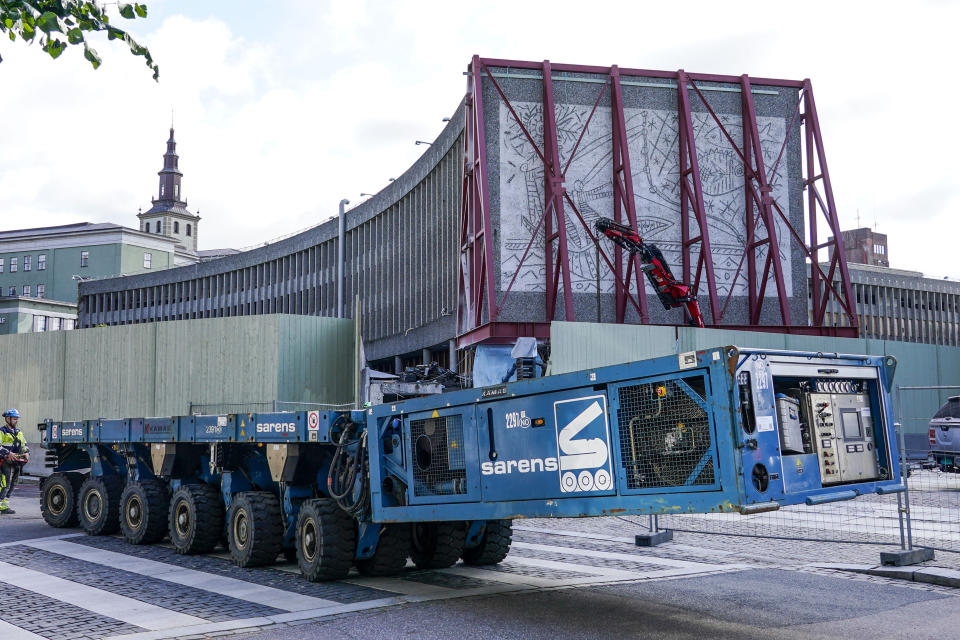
[337,198,350,318]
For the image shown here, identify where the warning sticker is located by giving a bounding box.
[307,411,320,431]
[756,415,775,432]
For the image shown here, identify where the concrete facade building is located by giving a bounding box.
[77,109,465,370]
[811,262,960,346]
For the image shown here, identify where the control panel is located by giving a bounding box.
[803,389,880,485]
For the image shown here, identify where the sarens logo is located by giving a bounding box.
[481,457,558,475]
[553,395,614,493]
[256,422,296,433]
[62,427,84,437]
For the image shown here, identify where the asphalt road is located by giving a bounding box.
[233,570,959,640]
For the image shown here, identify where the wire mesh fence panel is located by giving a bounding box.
[899,384,960,554]
[656,386,960,556]
[658,491,906,546]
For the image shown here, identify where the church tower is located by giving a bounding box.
[137,128,200,253]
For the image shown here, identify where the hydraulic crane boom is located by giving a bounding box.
[595,217,705,327]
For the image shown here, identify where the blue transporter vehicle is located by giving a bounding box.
[39,346,904,580]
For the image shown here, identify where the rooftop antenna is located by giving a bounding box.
[856,209,861,228]
[171,107,174,128]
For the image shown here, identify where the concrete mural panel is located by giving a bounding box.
[498,101,791,298]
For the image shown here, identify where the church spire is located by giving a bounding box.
[156,127,185,205]
[138,126,200,254]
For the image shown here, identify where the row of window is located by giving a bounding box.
[0,254,47,273]
[143,220,192,236]
[32,315,75,332]
[2,284,45,298]
[0,252,89,271]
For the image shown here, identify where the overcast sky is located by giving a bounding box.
[0,0,956,278]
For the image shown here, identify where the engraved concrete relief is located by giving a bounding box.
[499,101,791,298]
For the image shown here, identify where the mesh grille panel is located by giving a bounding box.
[616,376,714,489]
[411,415,467,496]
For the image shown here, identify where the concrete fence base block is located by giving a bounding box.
[880,547,934,566]
[635,530,674,547]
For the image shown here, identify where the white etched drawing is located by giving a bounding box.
[498,101,792,299]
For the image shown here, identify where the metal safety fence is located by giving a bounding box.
[653,385,960,557]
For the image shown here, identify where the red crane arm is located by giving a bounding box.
[594,218,705,328]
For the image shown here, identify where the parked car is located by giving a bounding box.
[929,396,960,472]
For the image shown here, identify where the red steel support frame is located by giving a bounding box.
[457,57,858,348]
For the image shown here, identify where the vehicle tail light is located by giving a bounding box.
[929,428,937,445]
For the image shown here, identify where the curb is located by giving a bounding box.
[813,562,960,588]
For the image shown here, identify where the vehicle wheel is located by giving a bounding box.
[228,492,283,567]
[355,524,411,577]
[120,480,169,544]
[461,520,512,566]
[40,472,83,528]
[168,484,224,554]
[410,521,466,570]
[296,499,355,581]
[78,476,123,536]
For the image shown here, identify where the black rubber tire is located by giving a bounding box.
[410,521,467,570]
[78,476,123,536]
[356,524,411,577]
[228,492,283,567]
[40,472,83,528]
[168,484,224,554]
[461,520,512,566]
[296,499,355,581]
[120,480,169,545]
[282,547,297,563]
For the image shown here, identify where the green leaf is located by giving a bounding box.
[36,11,61,34]
[83,42,101,69]
[67,28,83,44]
[45,39,66,59]
[118,4,135,20]
[134,4,148,18]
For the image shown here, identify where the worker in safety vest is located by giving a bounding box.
[0,409,29,515]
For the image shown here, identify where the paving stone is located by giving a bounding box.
[71,535,396,603]
[3,545,286,622]
[0,582,141,639]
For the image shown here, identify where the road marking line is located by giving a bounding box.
[502,554,637,579]
[343,576,460,597]
[0,619,48,640]
[24,539,340,612]
[0,561,204,631]
[0,532,83,548]
[441,565,564,587]
[511,540,735,570]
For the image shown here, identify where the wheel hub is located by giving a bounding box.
[175,502,191,536]
[127,496,143,528]
[301,519,318,562]
[234,511,249,548]
[49,486,67,515]
[84,491,102,520]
